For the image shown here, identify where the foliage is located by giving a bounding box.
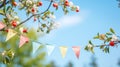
[85,28,120,53]
[66,62,74,67]
[0,0,79,65]
[90,55,98,67]
[0,28,47,67]
[0,0,79,33]
[46,61,58,67]
[118,58,120,67]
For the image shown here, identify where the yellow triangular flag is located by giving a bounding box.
[6,29,17,41]
[59,46,68,58]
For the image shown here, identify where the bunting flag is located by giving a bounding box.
[72,46,80,59]
[46,45,55,56]
[59,46,68,58]
[19,27,23,33]
[0,22,5,30]
[32,42,41,54]
[19,35,29,48]
[6,29,17,41]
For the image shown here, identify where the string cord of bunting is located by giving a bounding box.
[32,41,80,59]
[0,23,80,59]
[0,22,120,60]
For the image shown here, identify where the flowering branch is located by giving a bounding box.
[0,0,80,64]
[0,0,10,8]
[0,0,6,8]
[0,0,79,34]
[85,28,120,53]
[17,0,53,27]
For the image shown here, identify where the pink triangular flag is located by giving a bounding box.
[0,22,5,30]
[72,46,80,59]
[19,35,29,48]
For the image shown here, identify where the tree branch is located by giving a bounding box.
[17,0,53,27]
[0,0,9,8]
[93,40,120,48]
[0,0,53,31]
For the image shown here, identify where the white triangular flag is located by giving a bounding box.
[32,42,41,54]
[59,46,68,58]
[46,45,55,56]
[0,22,5,30]
[19,35,29,48]
[6,29,17,41]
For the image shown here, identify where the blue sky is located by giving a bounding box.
[37,0,120,67]
[5,0,120,67]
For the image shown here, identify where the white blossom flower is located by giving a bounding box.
[16,21,20,24]
[27,8,31,12]
[11,52,15,56]
[18,3,24,8]
[33,5,38,11]
[69,1,74,7]
[111,35,118,41]
[87,44,93,48]
[50,22,61,30]
[2,51,6,56]
[6,14,12,20]
[26,0,32,5]
[49,14,56,19]
[14,16,19,20]
[76,6,80,10]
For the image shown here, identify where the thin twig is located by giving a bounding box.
[93,41,120,47]
[16,0,53,27]
[0,0,9,8]
[0,0,53,31]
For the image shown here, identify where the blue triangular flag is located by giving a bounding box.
[32,42,41,54]
[46,45,55,56]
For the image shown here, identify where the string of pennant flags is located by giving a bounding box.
[32,42,80,59]
[0,22,80,59]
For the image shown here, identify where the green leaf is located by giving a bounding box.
[42,24,46,28]
[0,9,4,15]
[7,6,11,11]
[3,56,10,64]
[97,33,99,36]
[51,12,54,15]
[64,10,69,15]
[103,47,109,53]
[110,28,115,34]
[90,47,94,53]
[93,36,99,39]
[56,7,58,10]
[19,6,25,10]
[97,33,100,38]
[106,32,112,35]
[107,47,109,53]
[71,6,76,11]
[46,29,50,33]
[89,40,93,45]
[3,5,6,13]
[60,0,64,2]
[100,45,104,49]
[7,49,15,59]
[106,37,112,42]
[11,0,15,4]
[84,46,88,51]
